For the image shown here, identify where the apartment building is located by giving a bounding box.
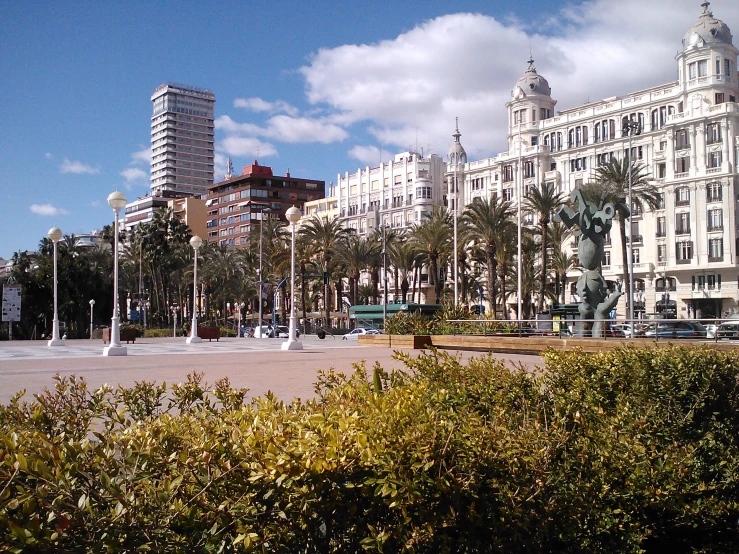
[205,161,325,247]
[150,83,215,196]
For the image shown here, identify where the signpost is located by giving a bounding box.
[2,284,22,341]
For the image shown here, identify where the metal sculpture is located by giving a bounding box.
[555,189,624,337]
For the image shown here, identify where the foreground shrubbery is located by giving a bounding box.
[1,346,738,552]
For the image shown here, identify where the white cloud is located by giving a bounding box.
[120,167,148,183]
[216,114,348,145]
[89,200,101,208]
[30,204,69,216]
[234,97,299,116]
[296,0,739,158]
[130,147,151,165]
[219,136,278,158]
[60,158,100,175]
[44,153,53,159]
[348,145,383,166]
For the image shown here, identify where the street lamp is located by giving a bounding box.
[89,299,95,339]
[282,206,303,351]
[186,235,203,343]
[623,119,641,324]
[257,207,271,337]
[103,191,127,356]
[47,227,64,347]
[239,302,245,337]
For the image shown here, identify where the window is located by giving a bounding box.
[676,157,690,173]
[632,248,640,264]
[708,151,722,168]
[657,163,667,178]
[513,109,527,125]
[658,244,667,262]
[708,208,723,230]
[503,165,514,182]
[675,212,691,235]
[676,241,693,263]
[624,146,643,160]
[676,129,690,149]
[657,217,666,237]
[707,123,722,143]
[415,186,432,199]
[570,157,587,172]
[675,187,690,205]
[657,193,665,209]
[709,238,724,261]
[715,93,725,104]
[594,123,600,143]
[524,161,535,178]
[602,251,611,267]
[689,59,708,79]
[717,58,722,75]
[726,59,733,77]
[503,188,513,202]
[707,182,722,202]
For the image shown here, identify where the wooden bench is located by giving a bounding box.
[197,327,221,342]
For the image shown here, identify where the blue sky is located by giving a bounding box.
[1,0,737,257]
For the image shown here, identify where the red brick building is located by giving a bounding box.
[205,161,325,247]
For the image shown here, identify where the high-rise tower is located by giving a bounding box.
[150,83,215,195]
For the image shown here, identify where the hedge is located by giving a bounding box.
[1,345,738,552]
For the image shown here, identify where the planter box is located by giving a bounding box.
[102,328,137,344]
[197,327,221,341]
[358,334,432,349]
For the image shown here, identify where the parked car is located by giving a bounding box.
[644,321,707,339]
[274,325,300,339]
[342,327,382,340]
[716,321,739,340]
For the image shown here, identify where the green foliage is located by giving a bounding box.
[145,328,177,338]
[1,346,738,552]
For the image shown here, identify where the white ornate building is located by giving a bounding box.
[330,2,739,318]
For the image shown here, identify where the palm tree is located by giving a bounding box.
[299,216,350,327]
[525,182,565,313]
[550,248,578,305]
[581,158,660,312]
[389,240,421,304]
[337,234,375,307]
[460,196,514,318]
[409,207,451,303]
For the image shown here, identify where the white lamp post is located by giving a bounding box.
[47,227,65,347]
[282,206,303,351]
[186,235,203,343]
[379,227,388,329]
[89,299,95,339]
[104,191,127,356]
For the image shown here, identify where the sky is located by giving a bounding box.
[1,0,737,258]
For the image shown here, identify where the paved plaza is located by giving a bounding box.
[0,336,543,405]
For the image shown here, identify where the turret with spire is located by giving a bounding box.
[447,117,467,167]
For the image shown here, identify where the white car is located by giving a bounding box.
[342,327,382,340]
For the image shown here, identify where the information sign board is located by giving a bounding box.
[2,284,22,322]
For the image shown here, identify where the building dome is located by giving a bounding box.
[448,118,467,166]
[514,57,552,97]
[682,2,733,49]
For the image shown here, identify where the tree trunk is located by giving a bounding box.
[538,221,548,313]
[411,265,418,303]
[393,267,399,300]
[486,248,496,319]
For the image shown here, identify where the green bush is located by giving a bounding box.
[144,328,177,338]
[1,346,738,552]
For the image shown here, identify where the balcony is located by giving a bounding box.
[676,258,692,265]
[706,167,722,174]
[675,227,691,236]
[707,225,723,232]
[626,235,643,244]
[656,231,667,238]
[674,172,689,180]
[674,198,690,207]
[708,256,724,263]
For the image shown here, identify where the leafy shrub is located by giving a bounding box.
[144,328,176,338]
[1,346,738,552]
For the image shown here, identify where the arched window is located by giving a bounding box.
[568,129,575,148]
[594,122,600,143]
